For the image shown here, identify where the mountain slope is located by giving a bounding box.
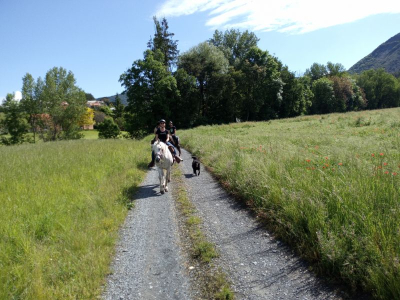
[97,94,128,105]
[349,32,400,75]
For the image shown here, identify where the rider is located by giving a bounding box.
[148,121,161,168]
[168,121,179,146]
[156,119,182,163]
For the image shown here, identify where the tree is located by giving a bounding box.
[78,108,95,129]
[20,73,41,143]
[97,118,120,139]
[209,29,259,66]
[311,78,336,114]
[178,42,229,120]
[237,47,282,120]
[113,93,125,120]
[147,16,179,70]
[93,111,106,126]
[327,62,346,77]
[40,67,87,141]
[0,94,30,145]
[356,69,400,109]
[85,93,95,100]
[305,63,328,81]
[279,66,312,118]
[120,50,180,136]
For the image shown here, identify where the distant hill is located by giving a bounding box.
[97,94,128,105]
[348,32,400,75]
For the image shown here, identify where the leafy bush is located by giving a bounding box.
[97,118,120,139]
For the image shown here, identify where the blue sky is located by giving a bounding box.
[1,0,399,102]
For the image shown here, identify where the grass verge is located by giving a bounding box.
[0,138,149,299]
[171,167,234,300]
[179,108,400,300]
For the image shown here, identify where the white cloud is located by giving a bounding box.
[0,91,22,104]
[14,91,22,101]
[155,0,400,33]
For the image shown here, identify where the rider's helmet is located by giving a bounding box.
[159,119,166,123]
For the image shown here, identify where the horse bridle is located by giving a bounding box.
[154,144,164,163]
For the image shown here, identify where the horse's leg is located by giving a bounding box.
[159,168,164,194]
[164,169,169,192]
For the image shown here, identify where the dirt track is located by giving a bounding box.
[103,148,355,299]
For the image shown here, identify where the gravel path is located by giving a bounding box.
[178,148,349,300]
[103,148,360,300]
[102,169,192,300]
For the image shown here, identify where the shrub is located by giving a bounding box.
[97,118,120,139]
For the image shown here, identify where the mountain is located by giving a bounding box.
[97,94,128,105]
[348,32,400,75]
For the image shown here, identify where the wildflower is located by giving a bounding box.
[306,159,311,163]
[380,153,384,156]
[393,172,398,176]
[325,157,329,160]
[384,162,388,166]
[371,153,375,157]
[385,171,389,174]
[338,163,343,166]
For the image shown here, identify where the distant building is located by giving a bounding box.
[87,100,105,108]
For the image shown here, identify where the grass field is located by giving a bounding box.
[179,108,400,299]
[0,138,149,299]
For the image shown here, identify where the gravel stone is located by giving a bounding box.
[177,148,353,300]
[102,169,192,300]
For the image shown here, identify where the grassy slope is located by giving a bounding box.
[179,108,400,300]
[0,138,149,299]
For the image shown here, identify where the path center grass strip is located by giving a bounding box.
[0,139,149,299]
[172,167,234,300]
[179,108,400,300]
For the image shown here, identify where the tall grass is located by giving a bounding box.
[179,108,400,299]
[0,138,149,299]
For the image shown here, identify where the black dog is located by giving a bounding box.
[192,156,200,176]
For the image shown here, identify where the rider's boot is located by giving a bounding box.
[174,155,183,163]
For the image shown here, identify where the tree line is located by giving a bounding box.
[2,18,400,143]
[120,17,400,137]
[0,67,127,145]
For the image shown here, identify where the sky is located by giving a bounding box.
[1,0,400,102]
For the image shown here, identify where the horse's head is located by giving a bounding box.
[152,140,164,163]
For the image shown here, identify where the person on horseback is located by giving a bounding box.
[156,119,182,163]
[148,121,161,168]
[168,121,181,156]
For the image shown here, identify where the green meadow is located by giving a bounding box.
[179,108,400,300]
[0,138,149,299]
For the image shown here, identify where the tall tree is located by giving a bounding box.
[356,68,400,109]
[305,63,328,81]
[147,17,179,70]
[20,73,41,143]
[113,93,125,119]
[209,29,259,66]
[178,42,229,120]
[279,66,312,118]
[120,50,180,136]
[41,67,86,141]
[327,62,346,77]
[0,94,29,145]
[237,47,282,120]
[311,78,336,114]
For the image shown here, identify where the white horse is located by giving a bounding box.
[152,140,174,194]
